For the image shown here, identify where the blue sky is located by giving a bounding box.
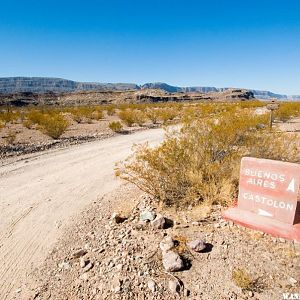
[0,0,300,94]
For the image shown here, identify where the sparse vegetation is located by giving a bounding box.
[4,130,17,145]
[40,114,69,139]
[116,111,299,208]
[274,102,300,122]
[232,268,254,290]
[109,121,123,133]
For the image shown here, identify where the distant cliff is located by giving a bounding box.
[0,77,139,93]
[0,77,298,100]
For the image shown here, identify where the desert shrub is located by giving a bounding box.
[118,109,147,126]
[4,130,17,145]
[0,111,20,124]
[239,101,264,109]
[159,108,178,124]
[40,114,69,139]
[105,105,116,116]
[118,109,136,127]
[26,110,45,125]
[274,102,300,122]
[232,268,253,290]
[109,121,123,133]
[0,121,4,131]
[116,112,298,208]
[69,106,102,123]
[146,108,161,124]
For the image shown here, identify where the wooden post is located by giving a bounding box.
[269,109,274,130]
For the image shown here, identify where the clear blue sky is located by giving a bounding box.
[0,0,300,94]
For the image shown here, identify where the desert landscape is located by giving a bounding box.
[1,1,300,299]
[0,85,300,299]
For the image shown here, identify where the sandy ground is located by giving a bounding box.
[0,128,165,299]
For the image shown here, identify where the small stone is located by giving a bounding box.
[168,279,181,294]
[140,210,156,221]
[248,291,254,297]
[151,214,166,229]
[15,288,22,294]
[72,249,87,259]
[187,239,206,252]
[191,221,200,226]
[162,251,184,272]
[111,277,122,293]
[80,273,89,281]
[82,262,93,273]
[278,238,286,243]
[160,236,174,252]
[79,257,87,268]
[147,279,156,292]
[58,261,71,270]
[288,277,297,285]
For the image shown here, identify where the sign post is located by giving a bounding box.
[222,157,300,241]
[266,100,279,130]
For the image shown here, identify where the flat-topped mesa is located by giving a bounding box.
[0,77,298,100]
[0,88,255,107]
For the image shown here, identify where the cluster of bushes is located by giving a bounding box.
[66,106,103,123]
[274,102,300,122]
[22,109,69,139]
[116,111,299,208]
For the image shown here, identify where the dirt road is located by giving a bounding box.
[0,128,165,299]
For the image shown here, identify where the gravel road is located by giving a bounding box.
[0,128,165,299]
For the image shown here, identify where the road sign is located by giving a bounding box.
[222,157,300,241]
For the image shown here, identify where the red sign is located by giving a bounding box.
[222,157,300,241]
[238,157,300,224]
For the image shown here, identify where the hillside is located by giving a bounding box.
[0,77,298,100]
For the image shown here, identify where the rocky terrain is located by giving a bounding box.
[17,185,300,300]
[0,88,254,107]
[0,77,299,100]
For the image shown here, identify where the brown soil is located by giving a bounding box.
[18,185,300,300]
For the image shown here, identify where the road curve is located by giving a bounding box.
[0,128,165,299]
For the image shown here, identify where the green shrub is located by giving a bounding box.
[118,109,147,126]
[109,121,123,133]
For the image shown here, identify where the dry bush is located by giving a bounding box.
[69,106,103,123]
[105,105,116,116]
[0,121,4,131]
[159,108,178,124]
[118,109,147,127]
[116,111,299,208]
[146,108,161,124]
[275,102,300,122]
[40,114,69,139]
[239,101,264,109]
[109,121,123,133]
[232,268,253,290]
[26,110,46,125]
[4,130,17,145]
[0,111,20,124]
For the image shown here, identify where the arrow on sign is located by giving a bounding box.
[286,178,295,193]
[258,209,273,217]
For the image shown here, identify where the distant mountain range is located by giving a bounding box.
[0,77,299,100]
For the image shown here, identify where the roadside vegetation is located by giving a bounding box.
[116,103,300,208]
[0,100,299,145]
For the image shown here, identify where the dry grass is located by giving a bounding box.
[275,102,300,122]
